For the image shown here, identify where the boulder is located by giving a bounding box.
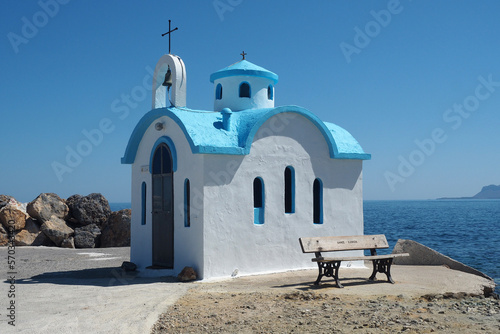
[121,261,137,272]
[0,206,27,231]
[40,216,74,246]
[0,224,9,246]
[178,266,197,282]
[61,237,75,249]
[27,193,69,222]
[100,209,131,247]
[0,195,13,209]
[74,224,101,248]
[67,193,111,226]
[15,218,49,246]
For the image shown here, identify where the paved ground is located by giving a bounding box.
[0,247,190,334]
[0,246,496,333]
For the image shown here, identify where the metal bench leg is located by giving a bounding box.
[315,261,343,288]
[369,258,395,284]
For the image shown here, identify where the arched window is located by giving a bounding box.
[215,83,223,100]
[239,82,251,98]
[285,166,295,214]
[313,178,323,224]
[141,182,147,225]
[152,144,172,174]
[184,179,190,227]
[253,177,264,224]
[268,85,274,100]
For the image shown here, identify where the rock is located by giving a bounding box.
[178,266,197,282]
[74,224,101,248]
[27,193,69,222]
[40,215,74,246]
[121,261,137,272]
[0,205,27,231]
[15,218,49,246]
[0,195,13,209]
[61,237,75,248]
[100,209,131,247]
[0,224,8,246]
[67,193,111,226]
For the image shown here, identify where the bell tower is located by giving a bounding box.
[152,20,186,109]
[151,54,187,108]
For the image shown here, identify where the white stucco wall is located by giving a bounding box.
[130,115,204,276]
[213,76,275,111]
[201,112,364,279]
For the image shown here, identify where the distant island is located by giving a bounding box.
[438,184,500,200]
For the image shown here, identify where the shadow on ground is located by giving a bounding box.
[12,267,178,287]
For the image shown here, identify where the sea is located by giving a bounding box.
[110,200,499,293]
[364,200,500,294]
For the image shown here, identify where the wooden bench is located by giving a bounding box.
[299,235,409,288]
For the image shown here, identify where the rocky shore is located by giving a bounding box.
[0,193,130,248]
[152,290,500,333]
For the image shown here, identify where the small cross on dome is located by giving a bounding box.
[240,51,247,60]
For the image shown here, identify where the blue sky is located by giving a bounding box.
[1,0,499,203]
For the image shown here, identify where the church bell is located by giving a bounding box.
[162,66,172,88]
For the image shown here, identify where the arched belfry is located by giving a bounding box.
[152,54,187,108]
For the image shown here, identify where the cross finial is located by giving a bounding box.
[240,51,247,60]
[161,20,179,54]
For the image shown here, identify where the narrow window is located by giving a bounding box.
[184,179,190,227]
[239,82,251,98]
[253,177,264,224]
[285,166,295,213]
[267,85,273,100]
[313,178,323,224]
[216,83,223,100]
[141,182,147,225]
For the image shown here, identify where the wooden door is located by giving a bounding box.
[152,144,174,268]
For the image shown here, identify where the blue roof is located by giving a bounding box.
[209,60,279,84]
[121,106,370,164]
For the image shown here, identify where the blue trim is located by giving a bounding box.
[149,136,177,173]
[121,106,371,164]
[239,81,251,98]
[215,83,222,100]
[210,60,279,84]
[313,178,323,225]
[141,182,147,225]
[184,178,190,227]
[285,166,295,214]
[253,177,265,225]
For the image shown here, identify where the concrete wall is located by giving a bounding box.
[202,112,364,279]
[130,115,204,276]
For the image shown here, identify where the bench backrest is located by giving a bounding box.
[299,235,389,253]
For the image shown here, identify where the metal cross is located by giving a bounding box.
[162,20,178,54]
[240,51,247,60]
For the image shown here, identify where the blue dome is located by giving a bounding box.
[210,60,279,84]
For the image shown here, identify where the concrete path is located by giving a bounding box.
[0,247,496,333]
[0,247,193,334]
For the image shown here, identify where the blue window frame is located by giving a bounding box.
[216,83,223,100]
[141,182,147,225]
[285,166,295,213]
[239,82,251,98]
[184,179,190,227]
[313,178,323,224]
[253,177,264,225]
[268,85,273,100]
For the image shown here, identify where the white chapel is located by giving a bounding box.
[121,51,371,279]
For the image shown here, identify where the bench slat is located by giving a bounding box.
[299,235,389,253]
[312,253,409,262]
